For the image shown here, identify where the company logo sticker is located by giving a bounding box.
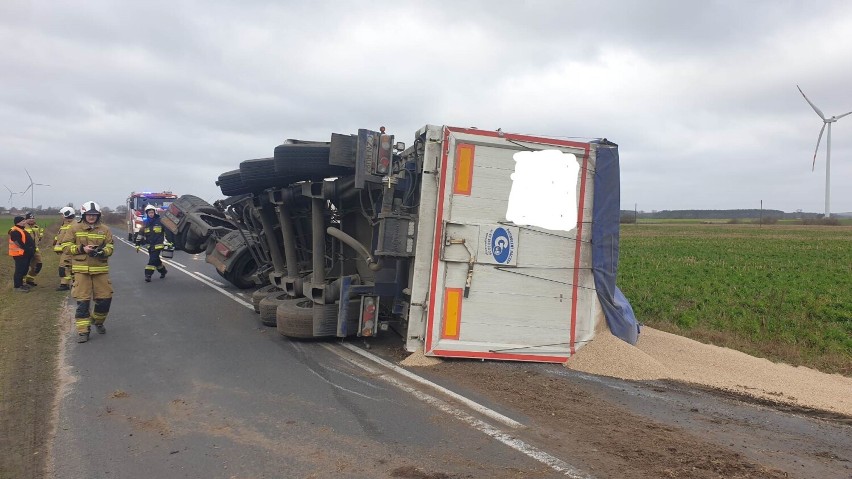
[485,227,514,264]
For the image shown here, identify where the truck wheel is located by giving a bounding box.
[221,250,258,289]
[217,169,252,196]
[259,292,295,327]
[273,144,352,181]
[276,298,314,338]
[251,284,280,313]
[239,158,280,191]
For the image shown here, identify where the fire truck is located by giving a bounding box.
[126,191,178,241]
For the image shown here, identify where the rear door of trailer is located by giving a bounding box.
[407,126,600,363]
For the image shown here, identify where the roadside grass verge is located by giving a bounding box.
[0,216,64,478]
[619,224,852,376]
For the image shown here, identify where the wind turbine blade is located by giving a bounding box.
[25,168,33,182]
[34,182,50,187]
[812,123,826,171]
[797,85,826,120]
[3,184,11,193]
[835,110,852,120]
[21,184,32,195]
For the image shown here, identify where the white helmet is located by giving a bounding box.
[80,201,101,216]
[59,206,75,219]
[144,204,157,213]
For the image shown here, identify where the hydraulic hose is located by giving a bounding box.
[325,227,382,271]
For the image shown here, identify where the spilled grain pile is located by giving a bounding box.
[565,326,852,416]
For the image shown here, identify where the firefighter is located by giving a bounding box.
[8,215,35,292]
[53,206,76,291]
[64,201,114,343]
[23,212,42,286]
[135,204,168,282]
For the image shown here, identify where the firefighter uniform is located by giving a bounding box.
[137,205,168,282]
[64,201,114,343]
[53,207,76,290]
[23,213,42,286]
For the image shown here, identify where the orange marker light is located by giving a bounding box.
[441,288,463,339]
[453,144,475,195]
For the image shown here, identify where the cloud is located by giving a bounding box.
[1,0,852,214]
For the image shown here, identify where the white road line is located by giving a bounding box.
[118,238,590,477]
[192,272,225,287]
[341,343,523,428]
[120,238,253,309]
[330,345,592,479]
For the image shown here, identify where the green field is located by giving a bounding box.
[1,215,63,478]
[618,224,852,375]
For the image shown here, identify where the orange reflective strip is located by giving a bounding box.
[441,288,463,340]
[453,143,475,195]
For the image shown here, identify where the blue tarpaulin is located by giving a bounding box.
[590,140,640,345]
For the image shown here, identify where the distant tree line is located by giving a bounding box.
[619,209,842,224]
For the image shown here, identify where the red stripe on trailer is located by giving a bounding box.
[570,151,590,355]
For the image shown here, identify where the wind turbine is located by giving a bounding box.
[20,168,50,210]
[4,185,18,208]
[797,85,852,217]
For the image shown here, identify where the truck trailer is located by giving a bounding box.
[163,125,638,362]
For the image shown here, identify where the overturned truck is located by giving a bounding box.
[164,125,638,362]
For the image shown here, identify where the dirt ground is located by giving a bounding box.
[386,332,851,479]
[394,360,850,478]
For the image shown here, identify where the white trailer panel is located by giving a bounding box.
[408,126,600,362]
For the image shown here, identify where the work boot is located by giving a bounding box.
[95,324,106,334]
[160,270,167,279]
[13,287,29,293]
[145,276,152,283]
[25,280,37,286]
[56,284,70,291]
[77,333,89,343]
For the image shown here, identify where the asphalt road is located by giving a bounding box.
[47,232,586,479]
[47,229,852,479]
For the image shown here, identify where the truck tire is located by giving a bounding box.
[216,170,252,197]
[251,284,280,313]
[239,158,286,191]
[276,298,314,338]
[259,292,295,327]
[273,144,352,181]
[220,249,258,289]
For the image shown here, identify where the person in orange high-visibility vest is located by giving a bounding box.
[63,201,114,343]
[8,215,35,292]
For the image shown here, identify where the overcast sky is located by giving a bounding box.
[2,0,852,214]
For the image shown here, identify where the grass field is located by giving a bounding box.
[0,216,64,478]
[618,223,852,375]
